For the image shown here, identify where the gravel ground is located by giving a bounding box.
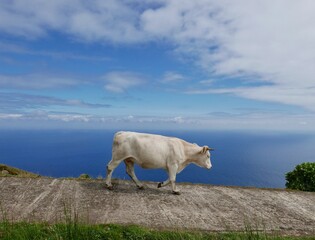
[0,177,314,236]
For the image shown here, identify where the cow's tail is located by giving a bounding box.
[113,132,122,149]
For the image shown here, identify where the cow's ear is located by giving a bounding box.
[200,146,209,154]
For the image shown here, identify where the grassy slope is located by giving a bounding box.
[0,164,40,178]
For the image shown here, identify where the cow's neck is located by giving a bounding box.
[181,140,198,163]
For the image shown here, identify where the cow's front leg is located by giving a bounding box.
[168,165,180,195]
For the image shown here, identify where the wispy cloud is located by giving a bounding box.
[1,1,315,112]
[187,86,315,112]
[47,113,92,122]
[102,71,145,93]
[140,1,315,111]
[0,0,145,42]
[2,111,315,131]
[0,74,86,90]
[0,113,23,120]
[0,41,110,61]
[0,111,92,122]
[145,1,315,113]
[161,71,185,83]
[0,92,111,111]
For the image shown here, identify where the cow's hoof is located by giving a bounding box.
[138,185,145,190]
[172,191,181,195]
[157,182,162,188]
[106,185,114,190]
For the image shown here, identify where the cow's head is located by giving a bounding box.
[194,146,213,169]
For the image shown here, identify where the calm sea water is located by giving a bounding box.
[1,129,314,188]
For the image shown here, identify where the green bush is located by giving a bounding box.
[285,162,315,192]
[78,174,91,179]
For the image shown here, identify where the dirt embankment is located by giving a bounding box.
[0,164,40,178]
[0,177,314,236]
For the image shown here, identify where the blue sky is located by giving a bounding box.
[1,0,315,131]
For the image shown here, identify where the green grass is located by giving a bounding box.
[0,198,314,240]
[0,221,314,240]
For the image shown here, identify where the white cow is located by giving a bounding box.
[105,131,213,194]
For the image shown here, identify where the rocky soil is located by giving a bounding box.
[0,177,314,236]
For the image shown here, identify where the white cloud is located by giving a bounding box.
[2,111,315,131]
[161,71,185,83]
[102,71,145,93]
[0,113,23,119]
[187,86,315,112]
[48,114,91,122]
[0,111,92,122]
[0,92,111,110]
[0,41,110,61]
[141,0,315,112]
[0,74,84,89]
[2,1,315,111]
[199,79,213,86]
[0,0,144,42]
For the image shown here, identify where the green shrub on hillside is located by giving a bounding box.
[0,164,40,178]
[79,173,91,179]
[285,162,315,192]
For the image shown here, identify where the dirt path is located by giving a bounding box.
[0,177,314,236]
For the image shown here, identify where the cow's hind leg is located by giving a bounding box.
[124,158,144,189]
[105,158,123,189]
[157,179,170,188]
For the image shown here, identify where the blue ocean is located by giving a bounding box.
[1,129,314,188]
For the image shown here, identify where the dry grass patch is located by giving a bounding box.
[0,164,40,178]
